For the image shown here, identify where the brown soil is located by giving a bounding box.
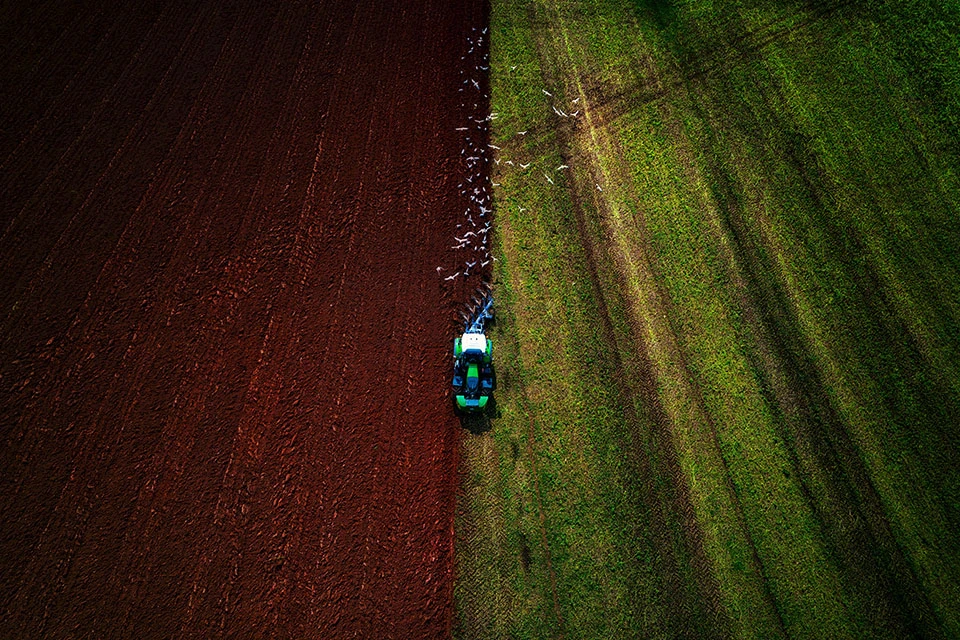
[0,0,484,637]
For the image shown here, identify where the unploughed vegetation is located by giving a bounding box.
[454,0,960,638]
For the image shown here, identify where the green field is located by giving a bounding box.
[453,0,960,638]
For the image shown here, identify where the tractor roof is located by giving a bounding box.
[460,333,487,352]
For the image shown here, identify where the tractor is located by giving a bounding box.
[453,288,496,414]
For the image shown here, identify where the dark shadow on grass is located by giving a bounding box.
[459,413,493,435]
[459,396,497,435]
[625,0,679,33]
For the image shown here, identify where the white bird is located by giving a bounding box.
[542,89,552,97]
[572,98,580,104]
[505,160,514,166]
[480,259,490,267]
[437,266,444,272]
[519,162,530,169]
[488,144,500,149]
[456,127,468,131]
[492,182,501,187]
[517,130,527,135]
[556,164,569,170]
[545,174,554,184]
[445,272,460,281]
[518,206,527,213]
[466,260,477,268]
[472,79,480,89]
[596,183,603,191]
[571,110,580,117]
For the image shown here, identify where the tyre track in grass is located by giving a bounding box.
[589,0,856,129]
[564,147,733,639]
[567,87,785,639]
[492,0,854,161]
[557,2,948,635]
[462,1,722,634]
[519,3,914,637]
[681,60,948,638]
[697,113,946,638]
[1,0,476,637]
[524,2,746,636]
[664,5,950,632]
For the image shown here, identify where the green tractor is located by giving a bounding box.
[453,289,496,414]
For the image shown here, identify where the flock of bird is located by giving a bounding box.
[441,26,494,284]
[441,26,602,284]
[492,88,597,191]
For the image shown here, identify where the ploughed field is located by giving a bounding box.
[0,0,485,636]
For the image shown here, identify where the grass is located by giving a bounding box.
[455,4,707,637]
[455,0,960,638]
